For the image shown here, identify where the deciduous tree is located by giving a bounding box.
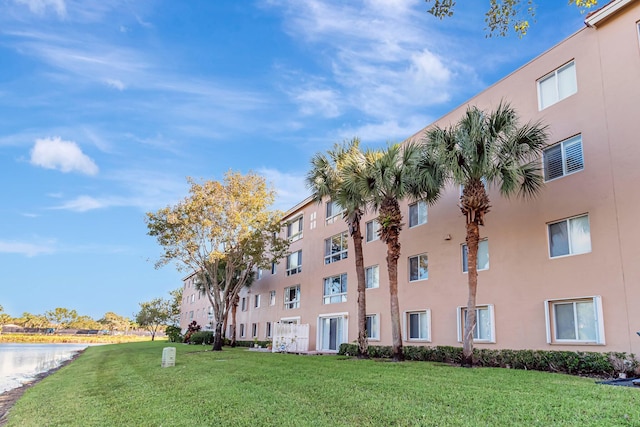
[136,297,172,341]
[147,172,290,351]
[45,307,78,332]
[425,0,599,37]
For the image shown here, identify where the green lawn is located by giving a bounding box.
[7,341,640,426]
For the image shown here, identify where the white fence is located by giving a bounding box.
[272,322,309,353]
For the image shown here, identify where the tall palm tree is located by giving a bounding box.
[357,142,443,362]
[307,138,370,358]
[425,102,548,367]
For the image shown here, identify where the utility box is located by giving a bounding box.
[161,347,176,368]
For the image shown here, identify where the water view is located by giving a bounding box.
[0,343,88,393]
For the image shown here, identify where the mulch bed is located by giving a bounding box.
[0,349,85,426]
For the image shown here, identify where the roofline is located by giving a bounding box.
[283,195,315,220]
[585,0,634,27]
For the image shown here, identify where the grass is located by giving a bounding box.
[0,333,153,344]
[7,341,640,426]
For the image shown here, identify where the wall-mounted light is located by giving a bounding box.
[444,234,452,241]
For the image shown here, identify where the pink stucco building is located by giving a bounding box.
[181,0,640,355]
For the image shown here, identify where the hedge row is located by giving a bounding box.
[338,343,638,378]
[185,332,272,348]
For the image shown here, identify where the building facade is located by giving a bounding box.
[180,0,640,355]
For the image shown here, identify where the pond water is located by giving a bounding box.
[0,343,89,393]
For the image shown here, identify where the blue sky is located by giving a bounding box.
[0,0,586,320]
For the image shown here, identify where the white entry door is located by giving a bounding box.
[320,316,344,351]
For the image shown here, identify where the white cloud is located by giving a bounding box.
[267,0,457,125]
[293,87,341,118]
[104,78,125,90]
[30,136,99,175]
[258,168,310,212]
[51,195,105,212]
[15,0,66,17]
[0,239,56,257]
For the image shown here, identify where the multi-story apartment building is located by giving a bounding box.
[180,0,640,355]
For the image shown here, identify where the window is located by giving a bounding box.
[365,265,379,289]
[326,200,344,224]
[286,250,302,276]
[266,321,272,338]
[409,254,428,282]
[325,231,348,264]
[457,305,495,343]
[257,268,263,280]
[462,239,489,272]
[189,311,194,320]
[409,201,427,227]
[252,323,258,338]
[548,214,591,258]
[543,135,584,181]
[323,273,347,304]
[366,219,380,242]
[239,323,246,338]
[241,297,247,312]
[366,314,379,340]
[254,294,260,308]
[406,310,430,341]
[538,61,577,110]
[545,297,604,344]
[287,216,303,241]
[284,285,300,310]
[269,290,276,306]
[271,262,277,274]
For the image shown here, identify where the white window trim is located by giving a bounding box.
[279,316,301,324]
[365,219,380,243]
[323,273,348,305]
[254,294,261,308]
[456,305,496,344]
[537,60,577,110]
[324,231,349,264]
[269,290,276,306]
[408,253,429,282]
[543,134,584,182]
[366,313,381,341]
[547,214,591,259]
[462,239,489,273]
[403,309,431,342]
[326,200,344,225]
[365,265,380,289]
[251,323,259,338]
[265,321,272,339]
[286,215,304,242]
[239,323,246,338]
[284,285,301,310]
[286,250,302,276]
[544,296,605,345]
[408,200,428,228]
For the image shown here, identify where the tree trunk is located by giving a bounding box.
[462,220,480,367]
[351,216,369,359]
[230,300,238,347]
[212,321,224,351]
[379,198,404,362]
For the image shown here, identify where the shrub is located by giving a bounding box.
[339,343,637,378]
[189,331,214,345]
[165,325,182,343]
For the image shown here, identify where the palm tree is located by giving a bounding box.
[357,142,443,361]
[425,102,548,367]
[307,138,370,358]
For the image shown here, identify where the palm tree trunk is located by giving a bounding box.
[462,220,480,367]
[380,198,404,362]
[212,320,224,351]
[351,218,369,359]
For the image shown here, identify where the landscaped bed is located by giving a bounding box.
[5,341,640,426]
